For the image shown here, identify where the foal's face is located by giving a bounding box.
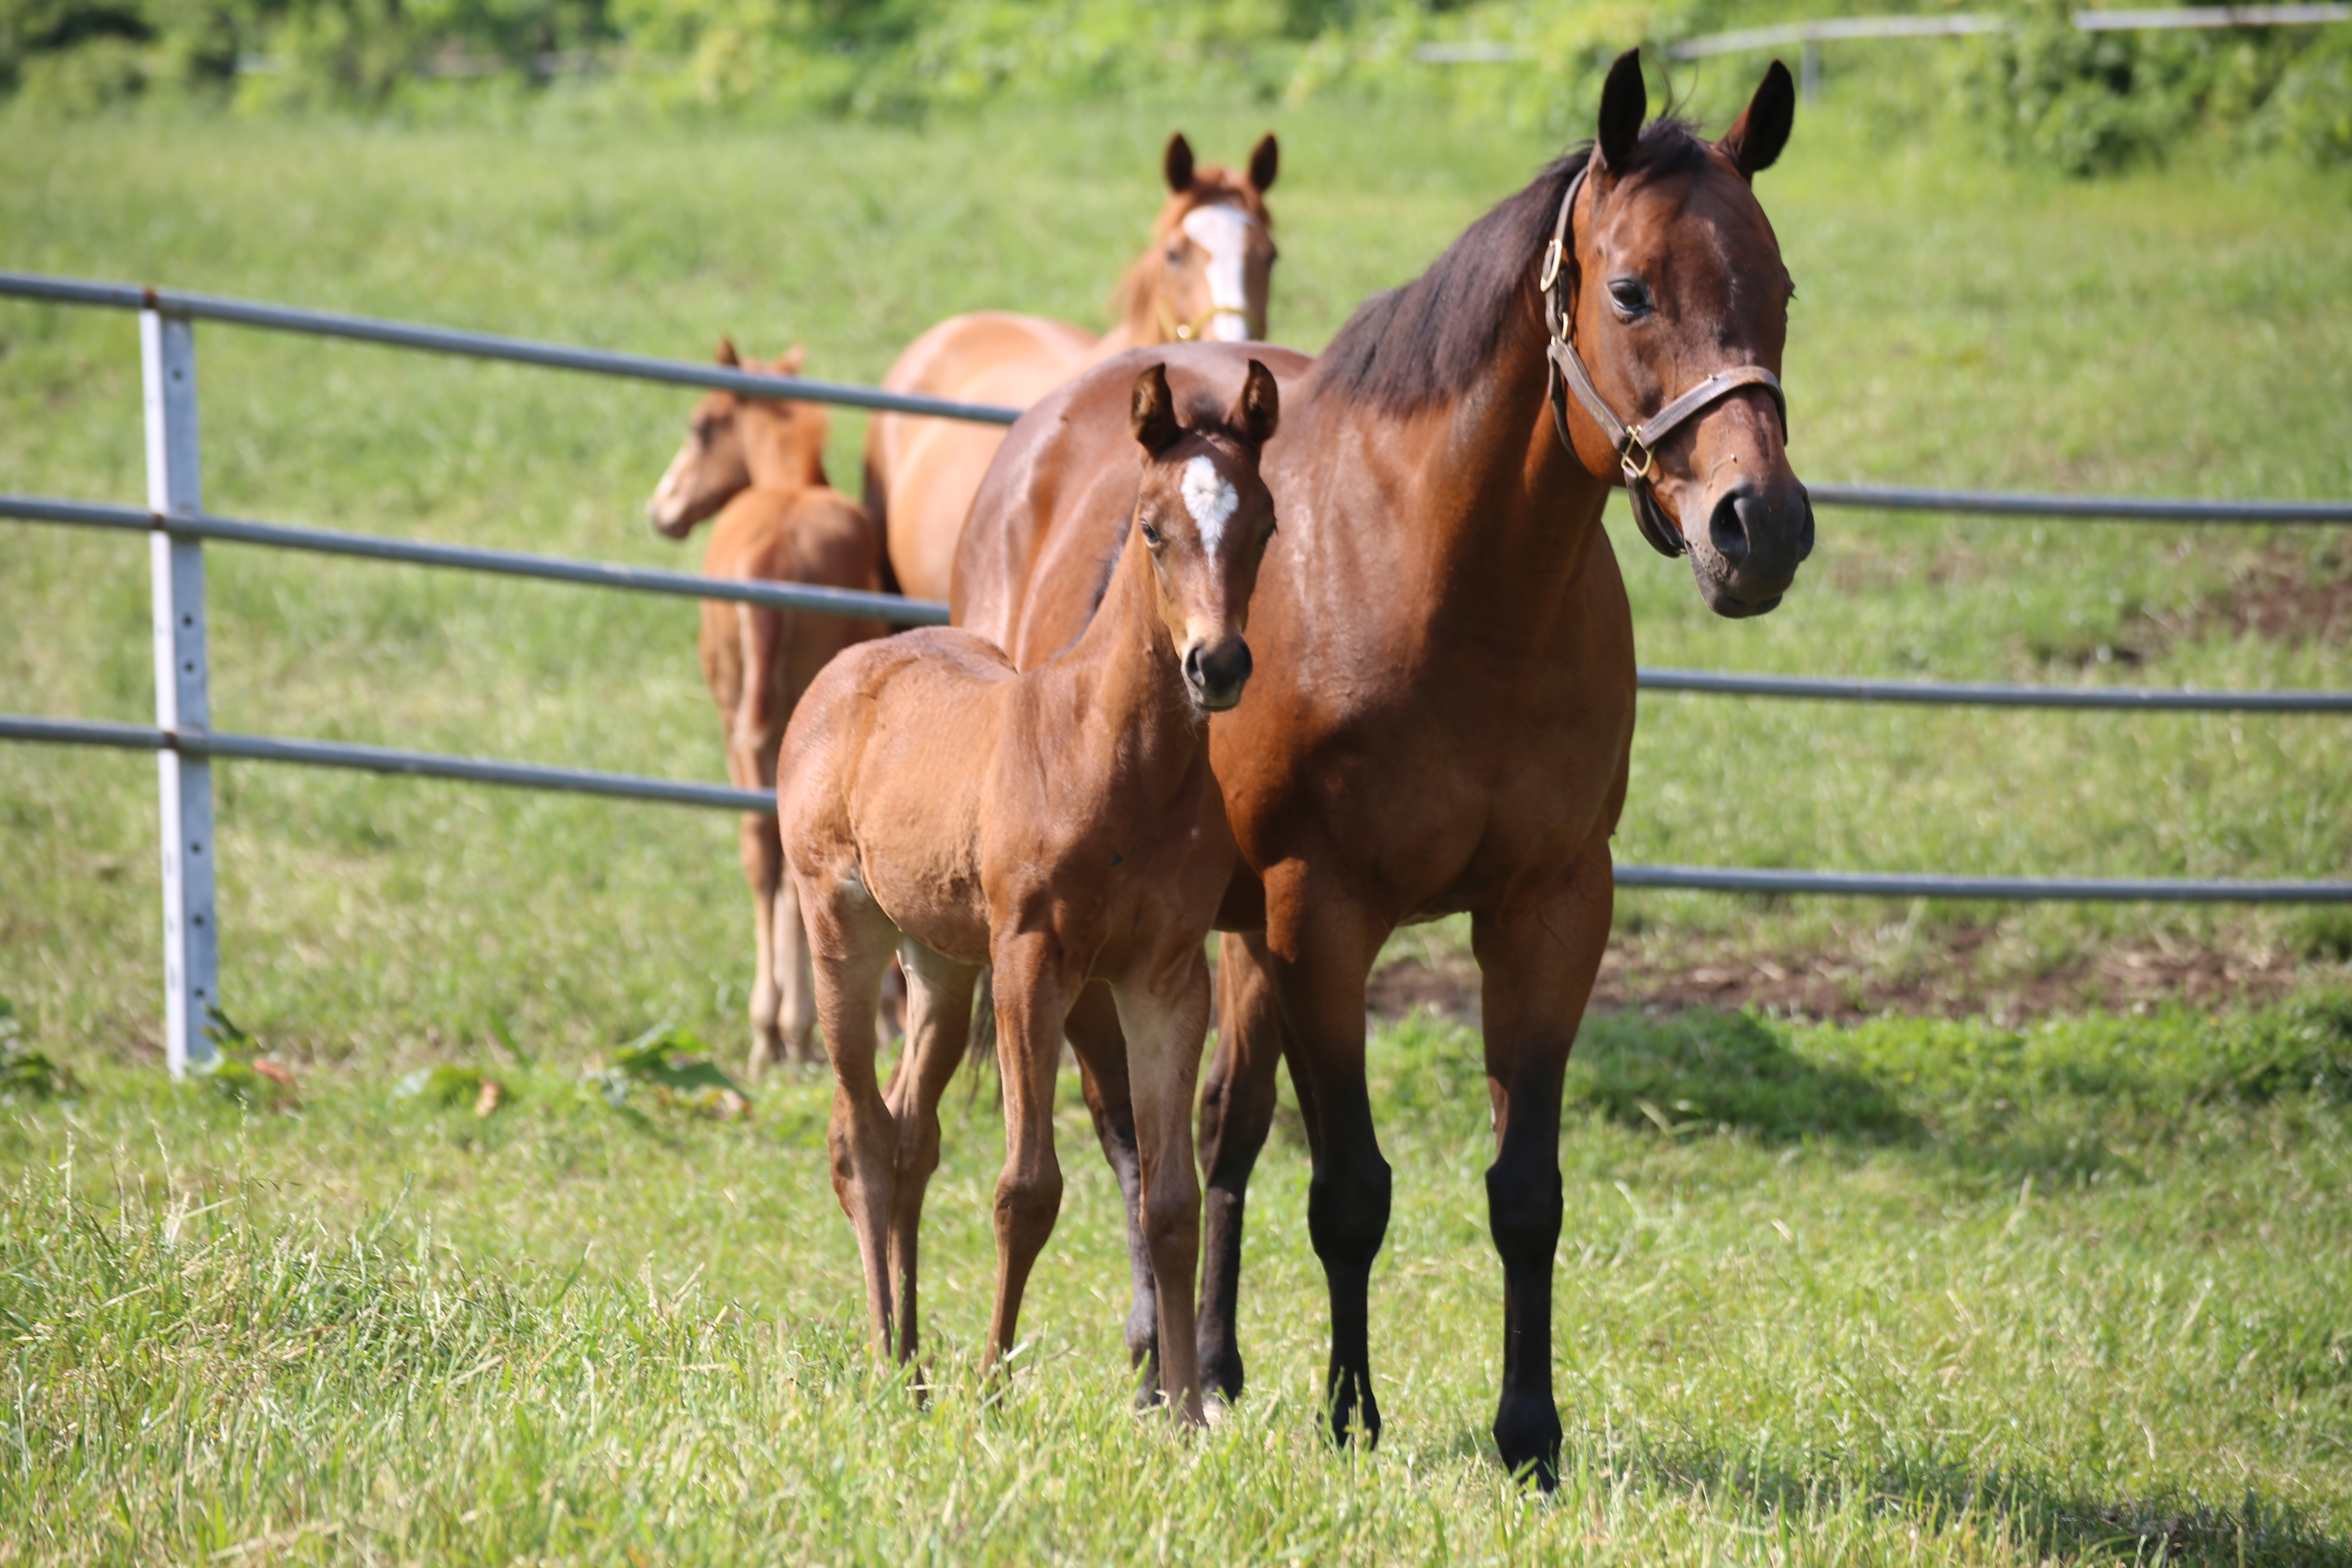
[647,341,815,538]
[1152,133,1279,344]
[649,385,749,539]
[1128,360,1282,713]
[1572,59,1813,617]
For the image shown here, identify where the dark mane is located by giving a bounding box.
[1310,120,1711,415]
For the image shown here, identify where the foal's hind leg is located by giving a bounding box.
[739,809,787,1076]
[773,871,819,1066]
[798,870,905,1354]
[882,942,979,1366]
[982,933,1074,1374]
[1064,981,1161,1401]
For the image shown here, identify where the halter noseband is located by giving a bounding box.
[1541,162,1788,559]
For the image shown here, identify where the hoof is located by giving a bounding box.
[1493,1393,1561,1491]
[1130,1348,1164,1410]
[1201,1339,1245,1405]
[1327,1372,1381,1451]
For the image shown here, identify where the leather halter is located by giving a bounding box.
[1541,162,1788,559]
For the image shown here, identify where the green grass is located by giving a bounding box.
[4,998,2350,1563]
[3,77,2350,1566]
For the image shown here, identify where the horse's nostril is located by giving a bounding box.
[1188,638,1253,702]
[1708,488,1754,566]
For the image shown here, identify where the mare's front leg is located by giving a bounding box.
[1111,946,1213,1425]
[1062,981,1161,1399]
[1195,931,1288,1403]
[798,869,906,1354]
[982,933,1075,1373]
[1261,871,1391,1451]
[1471,841,1613,1490]
[883,942,980,1366]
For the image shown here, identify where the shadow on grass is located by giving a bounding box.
[1567,1010,1922,1146]
[1599,1438,2352,1567]
[1421,1422,2351,1566]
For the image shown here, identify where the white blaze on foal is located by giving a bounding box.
[1181,453,1239,557]
[1180,204,1257,342]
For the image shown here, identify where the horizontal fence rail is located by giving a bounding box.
[0,271,1025,427]
[1804,483,2352,524]
[9,715,2348,904]
[11,496,2334,708]
[0,715,771,811]
[4,268,2349,1065]
[1636,668,2352,712]
[1615,866,2352,902]
[8,270,2346,527]
[0,494,950,626]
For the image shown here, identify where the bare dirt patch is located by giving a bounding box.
[1369,928,2336,1030]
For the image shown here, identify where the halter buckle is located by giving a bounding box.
[1538,238,1563,295]
[1619,431,1657,484]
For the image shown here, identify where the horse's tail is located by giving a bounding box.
[861,457,903,599]
[963,968,999,1105]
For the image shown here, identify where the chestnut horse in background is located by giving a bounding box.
[782,361,1283,1425]
[860,131,1280,602]
[953,53,1811,1483]
[648,341,888,1072]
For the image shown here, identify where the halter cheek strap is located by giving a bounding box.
[1541,163,1788,559]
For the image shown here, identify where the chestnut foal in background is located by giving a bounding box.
[780,361,1281,1424]
[956,53,1812,1482]
[648,341,887,1071]
[860,132,1279,603]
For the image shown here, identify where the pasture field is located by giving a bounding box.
[2,91,2350,1058]
[1,86,2350,1562]
[5,999,2352,1563]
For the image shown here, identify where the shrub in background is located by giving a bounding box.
[1953,0,2352,173]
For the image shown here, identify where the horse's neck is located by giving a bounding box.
[1046,529,1200,804]
[743,420,828,493]
[1093,249,1167,359]
[1318,301,1611,632]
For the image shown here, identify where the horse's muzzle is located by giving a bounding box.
[1184,636,1254,711]
[1692,477,1813,618]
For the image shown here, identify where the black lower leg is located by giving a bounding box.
[1486,1152,1564,1488]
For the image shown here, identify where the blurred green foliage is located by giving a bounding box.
[6,0,2348,171]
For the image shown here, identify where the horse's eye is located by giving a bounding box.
[1139,519,1163,548]
[1165,246,1186,266]
[1608,278,1652,316]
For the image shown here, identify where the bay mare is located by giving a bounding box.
[951,53,1812,1483]
[860,132,1280,602]
[782,362,1283,1426]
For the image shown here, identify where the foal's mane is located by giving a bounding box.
[1310,120,1711,416]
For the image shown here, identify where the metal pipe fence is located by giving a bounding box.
[2,269,2348,1070]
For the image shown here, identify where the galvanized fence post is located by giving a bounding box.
[142,308,218,1074]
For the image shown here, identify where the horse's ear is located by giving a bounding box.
[1164,131,1195,194]
[1248,133,1278,194]
[1718,58,1795,180]
[715,336,740,367]
[1131,363,1182,454]
[1230,359,1279,450]
[1594,48,1646,176]
[777,344,806,377]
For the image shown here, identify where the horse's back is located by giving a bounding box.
[955,343,1312,662]
[866,312,1102,601]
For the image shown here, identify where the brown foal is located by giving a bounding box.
[649,341,888,1071]
[780,360,1281,1423]
[953,53,1811,1483]
[859,132,1279,602]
